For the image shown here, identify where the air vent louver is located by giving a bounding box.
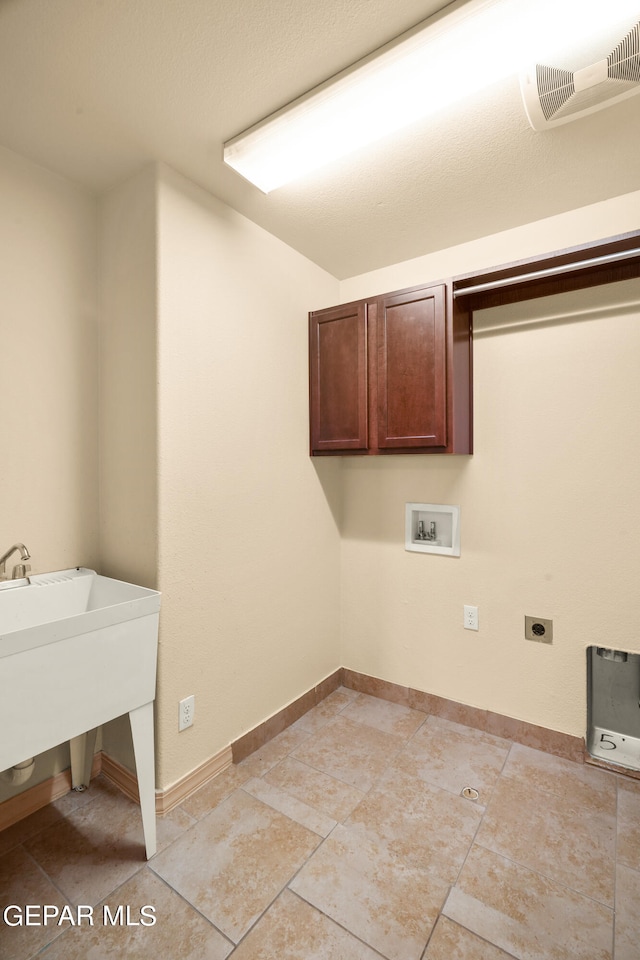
[536,65,575,120]
[521,19,640,129]
[608,22,640,82]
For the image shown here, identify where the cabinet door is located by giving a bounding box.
[309,301,368,452]
[376,284,446,449]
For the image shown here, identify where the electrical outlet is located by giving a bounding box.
[525,616,553,644]
[179,695,195,731]
[464,605,479,631]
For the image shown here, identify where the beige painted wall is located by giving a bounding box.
[28,159,340,793]
[338,195,640,739]
[98,166,160,767]
[2,141,638,806]
[340,190,640,303]
[0,145,99,800]
[155,165,342,789]
[99,165,158,590]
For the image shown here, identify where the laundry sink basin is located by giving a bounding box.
[0,567,160,858]
[0,567,160,659]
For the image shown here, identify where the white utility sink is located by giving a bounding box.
[0,567,160,858]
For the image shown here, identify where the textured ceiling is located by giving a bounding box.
[1,0,638,278]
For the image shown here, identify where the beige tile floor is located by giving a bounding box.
[2,687,639,960]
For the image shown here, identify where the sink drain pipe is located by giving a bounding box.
[0,758,36,786]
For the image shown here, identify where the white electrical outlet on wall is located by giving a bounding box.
[464,605,479,631]
[179,695,195,731]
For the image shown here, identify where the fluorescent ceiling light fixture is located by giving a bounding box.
[223,0,640,192]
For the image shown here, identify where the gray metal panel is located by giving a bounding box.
[587,646,640,771]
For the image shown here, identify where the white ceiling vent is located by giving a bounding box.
[521,19,640,129]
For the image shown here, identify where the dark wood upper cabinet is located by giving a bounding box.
[309,300,368,452]
[376,284,447,450]
[309,282,472,456]
[309,230,640,458]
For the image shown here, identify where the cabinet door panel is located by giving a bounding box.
[377,285,446,449]
[309,302,368,452]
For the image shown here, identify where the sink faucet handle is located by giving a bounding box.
[0,543,31,580]
[12,562,31,580]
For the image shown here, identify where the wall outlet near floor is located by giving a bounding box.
[179,695,195,731]
[525,616,553,644]
[464,604,479,631]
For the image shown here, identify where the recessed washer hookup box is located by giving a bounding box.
[587,645,640,772]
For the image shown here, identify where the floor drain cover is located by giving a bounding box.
[461,786,480,801]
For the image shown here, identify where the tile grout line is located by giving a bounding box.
[286,888,390,960]
[420,729,617,958]
[434,737,515,955]
[449,740,515,889]
[7,690,635,960]
[612,776,620,959]
[235,695,424,957]
[471,838,616,913]
[18,844,73,960]
[146,867,235,951]
[22,843,75,908]
[226,826,337,951]
[0,785,102,860]
[207,709,358,954]
[284,703,451,960]
[279,796,412,960]
[499,748,621,810]
[419,915,521,960]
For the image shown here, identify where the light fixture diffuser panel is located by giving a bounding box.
[222,0,522,192]
[223,0,640,189]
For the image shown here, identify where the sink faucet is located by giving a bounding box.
[0,543,31,580]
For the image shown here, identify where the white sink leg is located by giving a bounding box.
[129,701,157,860]
[69,728,98,790]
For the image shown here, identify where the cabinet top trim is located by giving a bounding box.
[452,229,640,309]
